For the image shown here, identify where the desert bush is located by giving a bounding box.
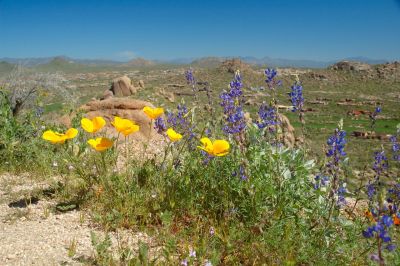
[36,69,400,265]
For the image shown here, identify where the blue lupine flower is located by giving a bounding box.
[233,165,247,180]
[185,68,195,86]
[289,81,304,113]
[363,214,396,254]
[167,104,196,143]
[314,175,329,189]
[220,71,246,135]
[363,226,375,238]
[264,68,282,89]
[369,106,382,130]
[372,150,388,179]
[382,215,393,227]
[390,134,400,161]
[367,183,375,199]
[326,129,347,164]
[386,244,396,251]
[337,185,347,206]
[154,117,167,134]
[256,103,278,130]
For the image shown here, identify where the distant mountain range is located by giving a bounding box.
[0,55,391,69]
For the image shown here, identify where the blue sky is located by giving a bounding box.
[0,0,399,61]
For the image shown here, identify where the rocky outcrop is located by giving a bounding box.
[138,80,145,89]
[79,98,156,138]
[376,61,400,79]
[218,59,253,73]
[110,76,137,97]
[278,114,295,147]
[330,61,372,72]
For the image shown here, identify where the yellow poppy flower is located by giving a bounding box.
[42,128,78,144]
[143,106,164,120]
[166,128,183,142]
[87,137,113,152]
[197,137,230,157]
[81,117,106,133]
[111,116,140,136]
[64,128,79,139]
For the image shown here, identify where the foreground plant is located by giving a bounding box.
[111,116,140,137]
[197,137,230,157]
[81,116,106,133]
[143,106,164,120]
[363,149,398,265]
[42,128,78,144]
[87,137,113,152]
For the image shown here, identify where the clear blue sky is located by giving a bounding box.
[1,0,399,61]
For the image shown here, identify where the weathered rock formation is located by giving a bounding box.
[218,59,253,73]
[79,98,156,138]
[330,61,372,72]
[102,76,138,99]
[278,114,295,147]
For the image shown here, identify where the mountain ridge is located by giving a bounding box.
[0,55,392,69]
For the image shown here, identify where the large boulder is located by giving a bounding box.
[218,59,253,73]
[330,61,372,72]
[110,76,137,97]
[278,114,295,147]
[79,98,157,138]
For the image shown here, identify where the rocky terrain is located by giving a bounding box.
[0,173,156,265]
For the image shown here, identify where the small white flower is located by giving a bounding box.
[209,227,215,236]
[189,248,196,258]
[204,260,212,266]
[68,165,74,170]
[41,125,46,130]
[52,162,58,167]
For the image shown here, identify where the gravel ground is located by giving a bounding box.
[0,173,155,265]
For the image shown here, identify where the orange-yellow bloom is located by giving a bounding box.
[81,117,106,133]
[197,137,230,157]
[394,215,400,226]
[143,106,164,119]
[111,116,140,136]
[87,137,113,152]
[42,128,78,144]
[166,128,183,142]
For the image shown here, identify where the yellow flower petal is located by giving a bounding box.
[81,117,105,133]
[197,137,213,154]
[87,137,113,152]
[197,138,229,157]
[64,128,78,140]
[166,128,183,142]
[81,118,94,133]
[212,140,230,156]
[111,116,139,136]
[42,130,66,144]
[143,106,164,119]
[121,124,140,136]
[92,117,106,132]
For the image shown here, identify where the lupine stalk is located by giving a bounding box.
[363,149,397,264]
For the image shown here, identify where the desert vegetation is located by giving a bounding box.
[0,59,399,265]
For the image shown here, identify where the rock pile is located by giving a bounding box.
[218,59,253,73]
[102,76,138,99]
[330,61,372,72]
[377,61,400,79]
